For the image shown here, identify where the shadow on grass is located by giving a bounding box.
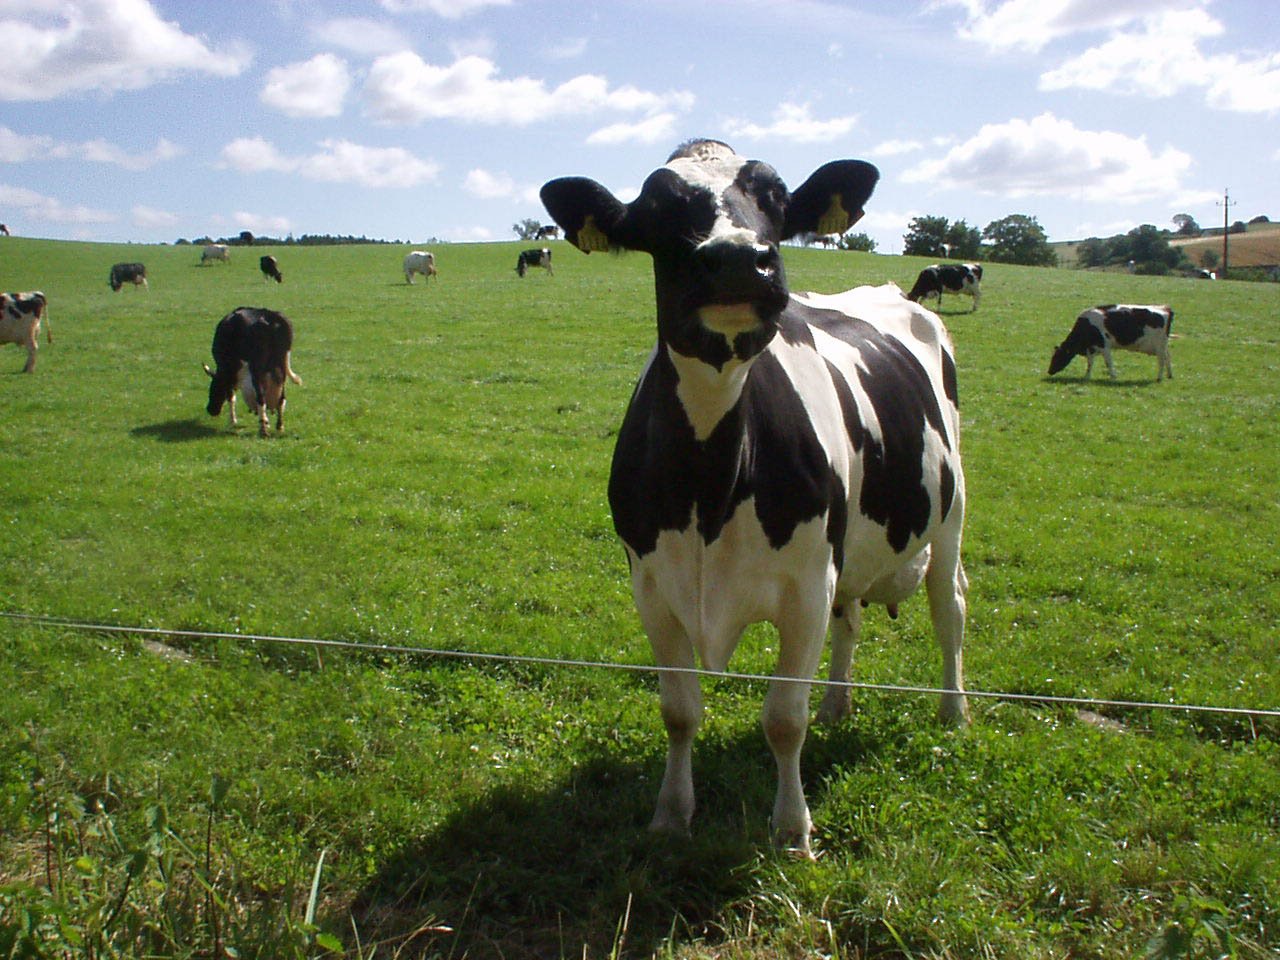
[350,724,879,958]
[1042,375,1159,388]
[130,418,222,442]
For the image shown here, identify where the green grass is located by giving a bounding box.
[1,236,1278,958]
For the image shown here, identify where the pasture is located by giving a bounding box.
[1,236,1278,958]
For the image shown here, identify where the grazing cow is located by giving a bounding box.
[516,247,553,277]
[403,250,437,284]
[1,291,51,373]
[201,243,230,265]
[906,263,983,312]
[1195,269,1216,280]
[203,307,302,436]
[1048,304,1173,381]
[0,224,9,236]
[541,139,967,856]
[260,255,283,283]
[534,224,560,240]
[109,262,148,292]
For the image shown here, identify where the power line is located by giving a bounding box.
[1217,188,1237,276]
[4,611,1277,722]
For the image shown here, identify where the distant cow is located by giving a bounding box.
[260,255,283,283]
[201,243,230,265]
[0,224,9,236]
[1048,304,1173,381]
[516,247,553,277]
[109,262,148,291]
[907,263,983,312]
[403,250,437,284]
[1,291,51,372]
[1195,269,1216,280]
[203,307,302,436]
[540,139,967,857]
[534,225,559,240]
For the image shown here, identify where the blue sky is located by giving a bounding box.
[2,0,1276,252]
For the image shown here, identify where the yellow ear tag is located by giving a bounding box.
[817,194,851,236]
[576,215,610,253]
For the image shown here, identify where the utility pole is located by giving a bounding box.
[1217,188,1236,277]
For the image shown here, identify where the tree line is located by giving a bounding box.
[903,214,1056,267]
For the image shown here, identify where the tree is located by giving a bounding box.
[238,230,255,246]
[1171,213,1200,236]
[1201,249,1219,269]
[982,214,1056,266]
[903,216,949,257]
[1112,224,1183,272]
[838,232,877,253]
[513,219,543,241]
[1076,237,1110,268]
[944,220,982,259]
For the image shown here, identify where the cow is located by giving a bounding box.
[534,224,560,240]
[203,307,302,437]
[540,139,967,857]
[0,224,9,236]
[516,247,553,277]
[260,255,283,283]
[906,263,983,312]
[403,250,437,284]
[109,262,148,292]
[1,291,51,373]
[201,243,230,265]
[1048,304,1173,381]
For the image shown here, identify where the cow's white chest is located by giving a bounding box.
[629,501,836,672]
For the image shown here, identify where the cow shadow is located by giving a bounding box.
[130,418,221,442]
[1042,375,1158,388]
[347,721,879,958]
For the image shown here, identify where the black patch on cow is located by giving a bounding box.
[939,460,956,522]
[791,301,947,552]
[207,307,294,416]
[3,292,44,317]
[1102,306,1168,346]
[609,346,842,560]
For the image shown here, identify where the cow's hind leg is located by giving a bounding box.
[816,601,861,724]
[22,330,37,372]
[926,532,969,725]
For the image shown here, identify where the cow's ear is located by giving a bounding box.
[541,177,631,253]
[782,160,879,241]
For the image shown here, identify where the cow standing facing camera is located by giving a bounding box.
[540,139,968,857]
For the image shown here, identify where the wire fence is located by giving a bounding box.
[5,610,1277,722]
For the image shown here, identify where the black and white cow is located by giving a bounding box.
[203,307,302,437]
[260,255,283,283]
[541,139,967,856]
[906,263,982,312]
[1,291,51,373]
[1048,304,1173,381]
[534,224,560,240]
[516,247,553,277]
[109,262,148,292]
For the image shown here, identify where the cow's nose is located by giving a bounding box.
[698,239,779,280]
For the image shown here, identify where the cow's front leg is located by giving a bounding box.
[637,594,701,835]
[257,404,269,437]
[816,601,861,724]
[227,392,238,428]
[276,397,286,432]
[1103,345,1117,380]
[764,595,830,857]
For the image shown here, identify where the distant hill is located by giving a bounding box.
[1053,221,1280,270]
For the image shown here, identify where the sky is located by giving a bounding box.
[2,0,1277,253]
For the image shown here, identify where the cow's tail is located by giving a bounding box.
[1165,306,1174,335]
[41,301,52,344]
[285,352,302,385]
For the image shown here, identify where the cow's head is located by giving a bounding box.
[1047,344,1076,376]
[541,140,878,368]
[203,363,235,415]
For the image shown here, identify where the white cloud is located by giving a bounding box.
[901,112,1211,205]
[587,113,678,146]
[310,18,408,56]
[463,169,540,204]
[362,52,694,126]
[378,0,512,18]
[868,138,925,158]
[0,184,114,224]
[221,137,440,187]
[948,0,1206,53]
[722,102,859,143]
[1,125,184,170]
[0,0,250,102]
[131,205,178,228]
[545,38,588,60]
[260,54,352,118]
[233,211,293,235]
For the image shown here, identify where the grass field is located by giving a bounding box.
[2,236,1278,958]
